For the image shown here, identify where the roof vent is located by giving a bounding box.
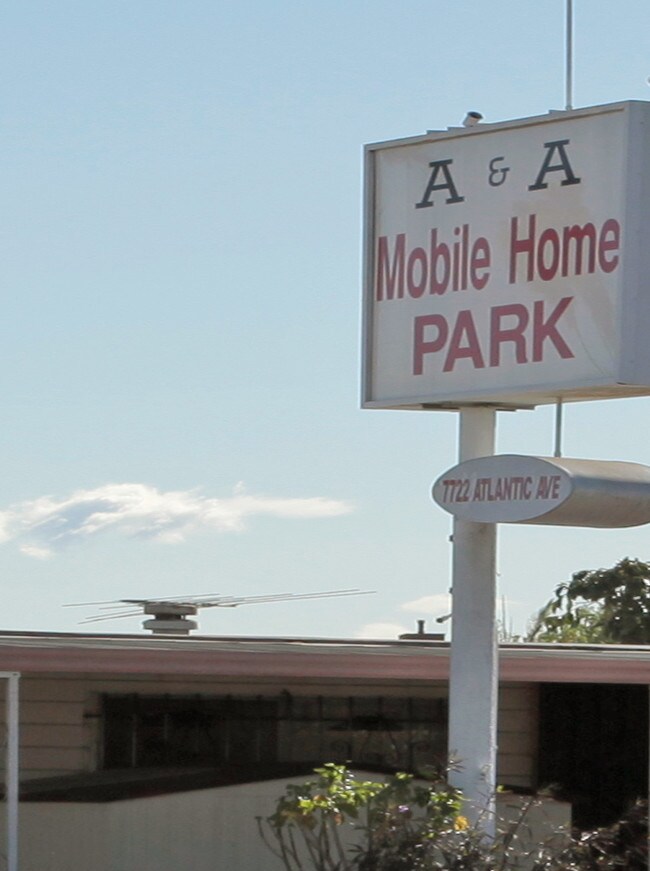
[399,619,445,641]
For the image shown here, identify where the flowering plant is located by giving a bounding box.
[258,764,648,870]
[259,764,509,870]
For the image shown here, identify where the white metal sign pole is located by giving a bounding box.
[1,672,19,871]
[447,407,498,827]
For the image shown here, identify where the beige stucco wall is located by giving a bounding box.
[498,683,539,789]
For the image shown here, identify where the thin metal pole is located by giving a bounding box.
[5,673,19,871]
[565,0,574,110]
[447,408,498,830]
[554,399,563,457]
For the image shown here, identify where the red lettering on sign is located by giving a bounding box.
[413,315,448,375]
[443,310,485,372]
[490,304,529,367]
[509,215,621,284]
[413,298,574,375]
[532,298,574,362]
[377,227,491,301]
[470,238,490,290]
[598,219,620,273]
[509,215,536,283]
[407,247,428,298]
[377,234,405,300]
[537,227,561,281]
[440,478,472,502]
[562,223,596,276]
[430,229,451,295]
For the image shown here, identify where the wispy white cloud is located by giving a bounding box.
[401,594,451,616]
[356,593,523,641]
[355,622,410,640]
[354,595,453,640]
[0,482,353,558]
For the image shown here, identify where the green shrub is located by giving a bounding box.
[258,764,647,871]
[530,800,647,870]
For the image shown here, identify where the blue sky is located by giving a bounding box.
[2,0,650,638]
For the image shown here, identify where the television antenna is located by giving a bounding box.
[565,0,574,111]
[66,588,374,636]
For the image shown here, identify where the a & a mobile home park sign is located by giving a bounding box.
[362,101,650,409]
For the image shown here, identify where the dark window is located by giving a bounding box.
[103,695,278,769]
[102,693,447,773]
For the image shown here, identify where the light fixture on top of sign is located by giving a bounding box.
[462,111,483,128]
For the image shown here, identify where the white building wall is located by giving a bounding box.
[20,803,109,870]
[17,780,569,871]
[19,779,288,871]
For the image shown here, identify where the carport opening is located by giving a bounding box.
[537,683,648,828]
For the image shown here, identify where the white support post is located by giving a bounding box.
[447,408,498,829]
[2,673,19,871]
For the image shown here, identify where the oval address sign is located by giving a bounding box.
[432,454,650,527]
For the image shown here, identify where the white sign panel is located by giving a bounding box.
[432,455,650,527]
[362,101,650,409]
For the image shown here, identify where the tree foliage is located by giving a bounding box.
[526,558,650,644]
